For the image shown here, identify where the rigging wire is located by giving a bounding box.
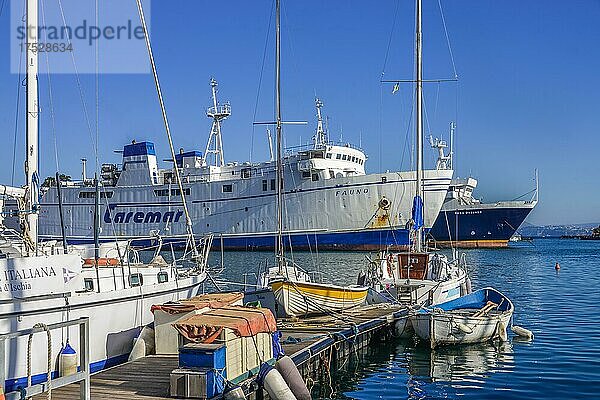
[281,1,308,115]
[437,0,458,79]
[135,0,198,256]
[251,0,275,163]
[437,0,460,171]
[381,0,401,77]
[56,0,97,155]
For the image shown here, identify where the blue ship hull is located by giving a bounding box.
[429,205,534,247]
[60,227,415,251]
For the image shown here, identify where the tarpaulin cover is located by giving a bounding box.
[173,306,277,344]
[151,292,244,314]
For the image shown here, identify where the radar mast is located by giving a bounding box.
[204,79,231,167]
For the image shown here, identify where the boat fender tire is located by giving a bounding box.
[275,356,311,400]
[257,363,297,400]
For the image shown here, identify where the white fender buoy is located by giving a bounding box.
[259,364,297,400]
[140,325,156,355]
[58,341,78,377]
[129,325,155,361]
[275,356,311,400]
[223,385,247,400]
[456,323,473,334]
[128,336,146,362]
[465,276,473,294]
[512,325,534,340]
[498,321,508,341]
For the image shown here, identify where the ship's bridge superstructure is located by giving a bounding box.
[100,96,367,188]
[101,140,366,188]
[445,177,480,206]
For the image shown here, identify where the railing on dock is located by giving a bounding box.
[0,317,91,400]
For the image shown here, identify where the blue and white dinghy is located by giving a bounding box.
[411,288,514,348]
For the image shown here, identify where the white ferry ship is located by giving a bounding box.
[38,81,452,250]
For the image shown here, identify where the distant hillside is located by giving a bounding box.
[520,222,599,238]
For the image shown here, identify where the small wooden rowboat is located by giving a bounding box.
[271,280,368,317]
[411,287,514,348]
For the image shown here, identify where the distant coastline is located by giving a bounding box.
[560,235,600,240]
[519,223,600,239]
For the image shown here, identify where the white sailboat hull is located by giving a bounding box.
[0,261,205,392]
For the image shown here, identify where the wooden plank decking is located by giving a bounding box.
[32,304,405,399]
[33,355,178,400]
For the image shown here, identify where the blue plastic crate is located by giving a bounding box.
[179,343,226,370]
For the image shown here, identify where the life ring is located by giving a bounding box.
[379,197,391,210]
[83,258,119,267]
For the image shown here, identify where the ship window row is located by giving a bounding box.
[154,188,191,197]
[330,153,363,165]
[78,191,114,199]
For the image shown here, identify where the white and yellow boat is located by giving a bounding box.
[271,280,368,317]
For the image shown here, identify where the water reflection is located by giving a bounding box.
[407,341,514,383]
[329,339,515,400]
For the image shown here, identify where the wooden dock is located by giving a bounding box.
[33,304,406,399]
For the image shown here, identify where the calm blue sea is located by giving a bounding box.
[208,238,600,399]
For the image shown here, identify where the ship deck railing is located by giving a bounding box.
[286,140,364,154]
[0,317,91,400]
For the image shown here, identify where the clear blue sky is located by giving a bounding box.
[1,1,599,225]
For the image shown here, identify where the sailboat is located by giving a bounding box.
[360,0,469,312]
[0,0,209,394]
[256,0,368,317]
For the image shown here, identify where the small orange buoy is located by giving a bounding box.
[555,262,560,271]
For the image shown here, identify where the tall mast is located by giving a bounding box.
[26,0,39,253]
[415,0,424,252]
[313,98,326,148]
[275,0,284,267]
[204,79,230,167]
